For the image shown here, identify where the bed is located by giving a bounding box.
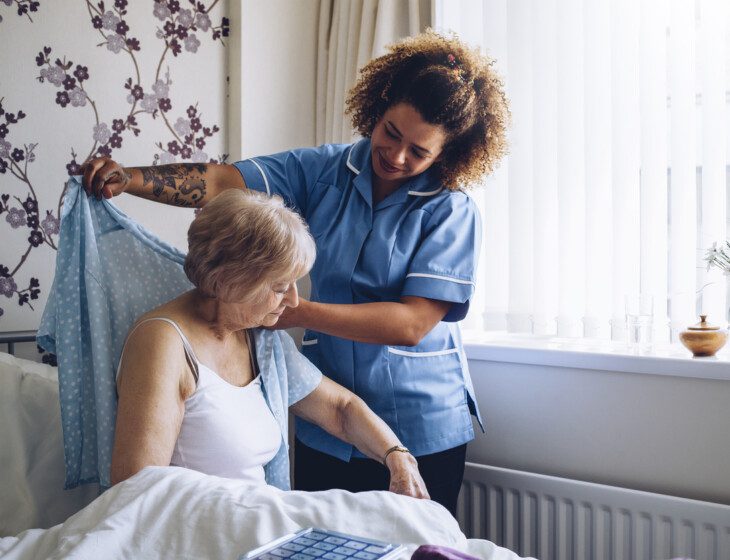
[0,339,532,560]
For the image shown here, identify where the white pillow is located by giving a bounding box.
[0,352,98,535]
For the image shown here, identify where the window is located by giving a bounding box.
[436,0,730,342]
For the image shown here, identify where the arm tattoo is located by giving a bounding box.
[140,164,208,207]
[105,169,132,187]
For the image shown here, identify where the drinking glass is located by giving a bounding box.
[625,294,654,350]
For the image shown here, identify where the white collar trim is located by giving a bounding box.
[346,146,360,175]
[408,187,443,197]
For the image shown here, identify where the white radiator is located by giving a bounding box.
[457,463,730,560]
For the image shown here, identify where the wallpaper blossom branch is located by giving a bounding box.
[0,0,229,333]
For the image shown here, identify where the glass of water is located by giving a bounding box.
[625,294,654,351]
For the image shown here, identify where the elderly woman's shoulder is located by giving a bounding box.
[126,316,182,346]
[127,297,195,344]
[133,301,179,326]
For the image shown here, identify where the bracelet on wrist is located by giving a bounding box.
[382,444,410,466]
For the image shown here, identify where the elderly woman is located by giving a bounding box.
[110,188,428,499]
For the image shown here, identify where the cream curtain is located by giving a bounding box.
[315,0,431,145]
[437,0,729,342]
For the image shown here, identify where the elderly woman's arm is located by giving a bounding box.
[110,323,191,485]
[290,377,430,499]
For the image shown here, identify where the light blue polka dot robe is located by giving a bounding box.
[37,177,322,490]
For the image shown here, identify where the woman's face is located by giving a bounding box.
[370,102,447,187]
[223,277,300,328]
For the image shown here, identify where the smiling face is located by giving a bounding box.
[370,102,447,193]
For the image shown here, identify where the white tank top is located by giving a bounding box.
[120,318,281,485]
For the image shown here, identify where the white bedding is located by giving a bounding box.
[0,352,97,535]
[0,466,530,559]
[0,351,532,560]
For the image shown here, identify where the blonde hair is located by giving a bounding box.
[184,189,316,301]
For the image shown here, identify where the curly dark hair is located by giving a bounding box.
[346,29,510,190]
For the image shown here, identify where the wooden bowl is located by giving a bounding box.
[679,327,728,357]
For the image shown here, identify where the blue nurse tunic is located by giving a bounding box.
[233,138,484,461]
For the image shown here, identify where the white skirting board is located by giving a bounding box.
[457,463,730,560]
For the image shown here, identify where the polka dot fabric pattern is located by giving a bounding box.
[37,178,322,490]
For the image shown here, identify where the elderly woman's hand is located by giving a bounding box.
[386,451,430,500]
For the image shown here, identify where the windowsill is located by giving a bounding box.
[462,331,730,382]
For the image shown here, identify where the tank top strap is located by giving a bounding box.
[117,317,201,383]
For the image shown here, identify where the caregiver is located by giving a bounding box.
[83,30,509,515]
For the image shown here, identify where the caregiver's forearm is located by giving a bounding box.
[123,163,244,207]
[295,297,450,346]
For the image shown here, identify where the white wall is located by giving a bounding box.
[465,355,730,505]
[229,0,318,160]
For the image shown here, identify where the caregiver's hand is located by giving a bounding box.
[269,298,308,330]
[82,157,131,199]
[386,452,430,500]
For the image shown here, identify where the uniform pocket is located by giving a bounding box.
[386,346,466,406]
[385,345,471,442]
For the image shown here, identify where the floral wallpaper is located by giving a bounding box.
[0,0,229,334]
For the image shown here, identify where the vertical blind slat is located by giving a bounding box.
[556,0,586,337]
[699,0,728,322]
[531,0,560,335]
[506,0,534,332]
[478,0,510,331]
[583,0,614,339]
[669,0,698,338]
[639,0,670,342]
[610,0,642,340]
